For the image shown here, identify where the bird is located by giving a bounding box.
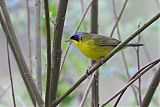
[65,32,143,62]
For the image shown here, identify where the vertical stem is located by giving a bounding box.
[109,0,128,38]
[80,71,98,107]
[43,0,51,106]
[35,0,42,96]
[26,0,32,74]
[112,0,139,106]
[136,33,142,106]
[6,41,16,107]
[0,2,44,106]
[90,0,99,107]
[91,70,99,107]
[50,0,68,107]
[26,0,36,104]
[142,67,160,107]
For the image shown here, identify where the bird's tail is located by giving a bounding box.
[126,43,144,47]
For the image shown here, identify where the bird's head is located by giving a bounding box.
[65,32,84,45]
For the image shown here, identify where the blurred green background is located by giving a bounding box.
[0,0,160,107]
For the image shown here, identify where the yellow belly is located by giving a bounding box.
[76,41,114,61]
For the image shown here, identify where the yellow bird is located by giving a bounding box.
[66,32,143,61]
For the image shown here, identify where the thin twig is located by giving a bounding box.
[137,24,142,107]
[112,0,139,106]
[0,10,39,106]
[142,67,160,107]
[112,0,130,78]
[74,0,94,33]
[43,0,51,106]
[109,0,128,37]
[0,2,44,106]
[35,0,42,96]
[26,0,32,74]
[60,0,95,73]
[6,41,16,107]
[101,59,160,107]
[53,12,160,105]
[79,71,97,107]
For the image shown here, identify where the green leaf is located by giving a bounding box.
[49,4,56,17]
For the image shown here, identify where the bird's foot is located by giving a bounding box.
[99,58,105,65]
[86,69,91,79]
[86,64,95,79]
[87,63,96,70]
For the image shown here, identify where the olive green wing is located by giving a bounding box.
[91,34,121,46]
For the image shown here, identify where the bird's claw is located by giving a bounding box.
[86,68,91,79]
[99,58,105,65]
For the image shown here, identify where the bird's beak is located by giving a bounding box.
[65,38,71,42]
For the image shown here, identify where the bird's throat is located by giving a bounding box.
[71,40,80,47]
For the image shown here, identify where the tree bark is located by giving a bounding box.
[142,67,160,107]
[0,1,44,106]
[35,0,42,97]
[90,0,99,107]
[50,0,68,107]
[43,0,51,106]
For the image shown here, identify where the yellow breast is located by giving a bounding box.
[71,40,114,61]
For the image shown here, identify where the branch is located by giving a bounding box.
[90,0,99,107]
[49,0,68,106]
[43,0,51,106]
[101,59,160,107]
[79,71,97,107]
[54,12,160,106]
[142,67,160,107]
[0,1,44,107]
[35,0,42,96]
[112,0,139,105]
[110,0,128,37]
[6,41,16,107]
[136,25,142,106]
[26,0,32,74]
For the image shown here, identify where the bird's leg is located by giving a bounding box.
[86,66,93,79]
[86,58,105,78]
[87,63,95,69]
[86,69,90,79]
[86,63,96,79]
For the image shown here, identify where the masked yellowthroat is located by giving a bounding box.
[66,32,143,61]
